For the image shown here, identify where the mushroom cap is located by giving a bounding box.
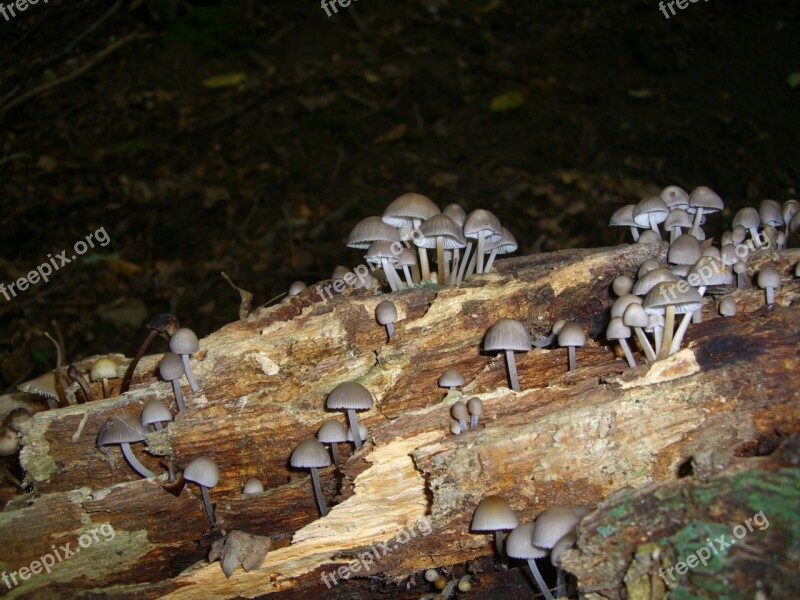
[288,281,307,296]
[467,397,484,416]
[702,246,721,260]
[317,419,347,444]
[449,420,462,435]
[90,358,118,381]
[442,203,467,227]
[451,401,469,421]
[664,208,693,231]
[326,381,374,410]
[17,372,60,400]
[643,282,702,314]
[346,422,369,442]
[184,456,220,488]
[623,303,650,328]
[660,185,690,210]
[733,261,747,274]
[551,531,577,567]
[688,186,724,213]
[471,495,518,531]
[98,414,148,445]
[463,209,502,241]
[531,506,580,549]
[141,398,173,426]
[606,317,631,341]
[242,477,264,494]
[382,193,441,228]
[332,265,351,280]
[759,199,784,227]
[557,322,585,348]
[552,320,567,335]
[732,207,760,230]
[483,318,532,352]
[170,328,199,355]
[348,216,401,249]
[416,214,467,249]
[439,369,465,388]
[719,296,737,316]
[609,204,639,228]
[610,294,643,319]
[364,240,401,263]
[0,428,20,456]
[757,267,781,289]
[505,522,547,560]
[632,267,679,296]
[158,352,185,381]
[636,230,663,244]
[486,227,518,255]
[376,300,398,325]
[637,259,661,278]
[290,438,331,469]
[782,200,799,224]
[396,247,417,267]
[633,196,668,224]
[668,234,702,266]
[612,276,633,297]
[688,257,733,286]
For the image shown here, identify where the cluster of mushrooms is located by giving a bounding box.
[606,186,795,363]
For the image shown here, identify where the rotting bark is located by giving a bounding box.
[1,243,798,599]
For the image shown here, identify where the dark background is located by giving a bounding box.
[1,0,798,392]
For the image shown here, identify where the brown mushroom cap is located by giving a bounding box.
[471,495,518,531]
[484,318,532,352]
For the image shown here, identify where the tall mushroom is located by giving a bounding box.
[170,328,200,393]
[483,227,518,273]
[505,522,554,600]
[290,438,331,517]
[97,414,156,479]
[633,196,669,237]
[365,240,405,291]
[417,213,466,285]
[606,317,636,368]
[326,381,373,449]
[462,209,502,277]
[317,418,347,477]
[644,282,702,359]
[121,313,179,394]
[483,318,531,392]
[687,186,724,238]
[471,495,518,563]
[381,193,441,281]
[159,352,187,412]
[557,322,585,372]
[183,456,220,525]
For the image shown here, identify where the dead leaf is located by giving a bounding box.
[374,124,407,143]
[202,73,247,89]
[490,90,525,112]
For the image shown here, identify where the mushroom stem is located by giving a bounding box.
[556,568,566,599]
[121,329,158,394]
[653,327,663,356]
[526,559,555,600]
[154,422,163,432]
[690,207,704,238]
[657,304,676,361]
[68,364,94,403]
[381,258,398,292]
[766,287,775,305]
[385,322,395,341]
[567,346,576,372]
[494,530,506,561]
[737,270,744,289]
[120,442,156,478]
[504,349,520,392]
[402,266,413,286]
[101,378,110,399]
[456,242,472,283]
[458,418,467,431]
[200,484,216,524]
[748,226,763,248]
[470,415,479,429]
[330,443,340,472]
[693,286,707,324]
[629,226,640,242]
[418,247,431,282]
[171,380,186,412]
[181,354,199,393]
[347,409,362,449]
[484,248,499,272]
[310,467,328,517]
[436,236,446,286]
[450,248,460,284]
[633,327,656,363]
[476,231,486,274]
[465,250,478,279]
[618,339,637,368]
[669,312,694,355]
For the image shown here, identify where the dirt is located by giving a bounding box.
[0,0,798,395]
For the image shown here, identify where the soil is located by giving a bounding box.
[1,0,798,397]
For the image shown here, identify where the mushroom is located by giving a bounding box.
[606,317,636,368]
[449,419,462,435]
[660,185,690,210]
[332,265,351,280]
[375,300,398,341]
[381,193,441,281]
[183,456,220,524]
[719,296,737,317]
[633,196,669,236]
[242,477,264,494]
[0,428,20,456]
[733,261,748,290]
[644,281,702,358]
[141,398,173,431]
[288,281,307,296]
[557,322,585,372]
[505,522,553,600]
[90,358,118,399]
[396,247,417,286]
[732,207,763,248]
[170,328,200,393]
[365,240,405,291]
[457,576,473,592]
[483,318,531,392]
[121,313,179,394]
[462,209,502,277]
[664,208,693,243]
[97,414,156,479]
[622,303,656,363]
[450,401,469,431]
[417,214,466,284]
[782,200,799,240]
[317,418,347,478]
[326,382,374,449]
[636,229,663,244]
[17,372,62,410]
[467,397,484,428]
[668,234,702,277]
[757,267,781,305]
[471,495,518,562]
[67,364,93,403]
[438,369,465,391]
[687,256,732,323]
[687,186,723,238]
[483,227,518,273]
[290,438,330,517]
[551,531,577,598]
[759,199,784,245]
[612,275,633,297]
[609,204,642,241]
[159,352,187,412]
[345,422,368,444]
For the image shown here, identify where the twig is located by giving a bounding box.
[42,332,69,407]
[220,272,254,320]
[41,0,124,68]
[0,32,157,119]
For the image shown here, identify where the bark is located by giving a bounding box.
[1,242,798,599]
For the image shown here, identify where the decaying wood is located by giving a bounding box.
[1,242,798,599]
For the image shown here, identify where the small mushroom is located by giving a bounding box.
[506,522,553,600]
[438,369,465,391]
[719,296,737,317]
[97,414,156,479]
[376,300,398,341]
[449,419,462,435]
[141,398,173,431]
[345,422,368,444]
[183,456,220,524]
[463,209,502,276]
[159,352,187,412]
[609,204,642,241]
[457,576,473,592]
[290,438,330,517]
[170,328,200,393]
[317,419,347,476]
[288,281,307,296]
[0,428,20,456]
[121,313,179,394]
[242,477,264,494]
[467,397,484,428]
[551,531,577,598]
[424,569,440,583]
[471,495,518,564]
[633,196,669,237]
[622,303,655,363]
[687,186,723,238]
[450,401,469,431]
[757,266,781,305]
[90,358,118,399]
[17,372,62,409]
[606,317,636,368]
[483,318,531,392]
[612,275,633,296]
[733,260,748,289]
[557,322,585,372]
[326,382,374,449]
[209,530,271,578]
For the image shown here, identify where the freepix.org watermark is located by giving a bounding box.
[321,516,432,588]
[658,510,769,585]
[0,0,49,23]
[2,523,116,590]
[0,226,110,303]
[658,0,710,20]
[320,0,359,18]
